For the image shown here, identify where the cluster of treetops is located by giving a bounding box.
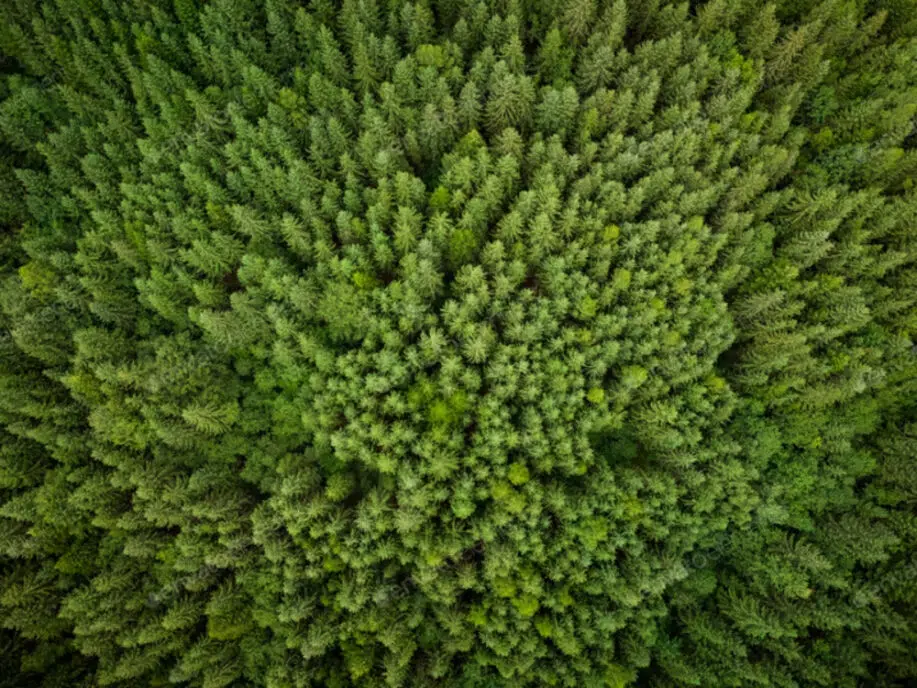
[0,0,915,686]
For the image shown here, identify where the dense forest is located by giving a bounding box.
[0,0,915,686]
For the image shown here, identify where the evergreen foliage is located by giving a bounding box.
[0,1,915,686]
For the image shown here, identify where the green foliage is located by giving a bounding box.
[0,1,915,687]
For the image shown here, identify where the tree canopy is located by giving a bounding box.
[0,1,915,686]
